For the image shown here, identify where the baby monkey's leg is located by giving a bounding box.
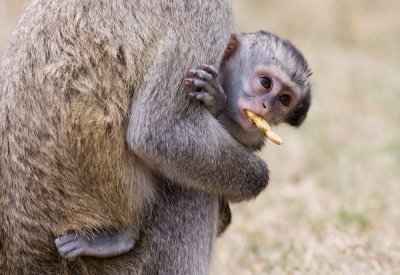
[55,227,136,260]
[184,64,226,117]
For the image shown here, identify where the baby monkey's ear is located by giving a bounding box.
[221,34,239,66]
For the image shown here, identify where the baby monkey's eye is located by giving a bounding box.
[259,76,272,89]
[279,94,291,106]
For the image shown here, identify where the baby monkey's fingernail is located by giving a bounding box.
[184,78,192,84]
[188,69,196,76]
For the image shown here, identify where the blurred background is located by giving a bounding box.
[1,0,399,274]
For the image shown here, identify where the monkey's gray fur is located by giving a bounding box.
[0,0,269,274]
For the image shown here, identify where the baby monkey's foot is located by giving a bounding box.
[55,227,135,260]
[184,64,226,117]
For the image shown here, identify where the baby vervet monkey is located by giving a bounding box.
[56,31,312,259]
[186,31,312,150]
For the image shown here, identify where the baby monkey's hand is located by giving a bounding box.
[184,64,226,117]
[55,227,136,260]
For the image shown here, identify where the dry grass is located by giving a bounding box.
[1,1,400,274]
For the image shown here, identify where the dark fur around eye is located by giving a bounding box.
[285,89,311,127]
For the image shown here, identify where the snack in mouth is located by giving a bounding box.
[245,110,284,145]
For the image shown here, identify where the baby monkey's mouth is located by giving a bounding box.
[245,110,284,145]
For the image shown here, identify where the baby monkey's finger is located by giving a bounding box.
[201,64,218,78]
[184,78,206,89]
[188,69,212,81]
[187,91,214,105]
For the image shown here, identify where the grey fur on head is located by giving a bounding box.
[249,31,312,87]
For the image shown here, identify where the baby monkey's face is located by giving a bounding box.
[220,32,311,134]
[231,64,301,131]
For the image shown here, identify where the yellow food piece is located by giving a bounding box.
[245,110,284,145]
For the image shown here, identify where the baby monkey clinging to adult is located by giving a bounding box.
[55,31,312,260]
[186,31,311,150]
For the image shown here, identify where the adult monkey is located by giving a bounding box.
[0,0,268,274]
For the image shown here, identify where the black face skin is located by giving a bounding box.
[186,31,312,151]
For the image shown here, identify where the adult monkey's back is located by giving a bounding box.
[0,0,268,274]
